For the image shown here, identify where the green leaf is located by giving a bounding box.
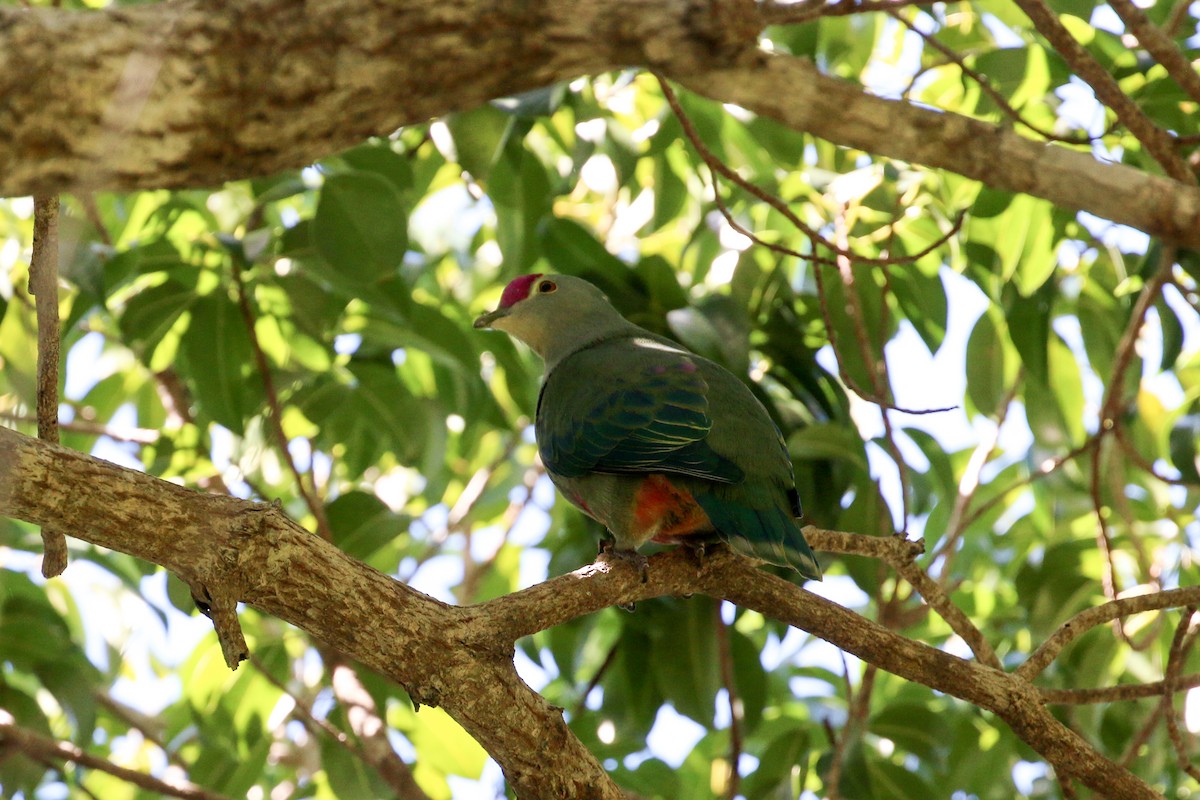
[742,722,809,799]
[118,278,198,357]
[313,172,408,283]
[326,490,410,560]
[730,628,767,734]
[492,84,567,117]
[1169,414,1200,484]
[445,104,512,178]
[964,307,1014,417]
[651,598,720,725]
[602,628,663,738]
[888,266,948,354]
[540,217,628,280]
[1157,297,1185,372]
[340,143,414,195]
[1006,286,1052,385]
[179,294,256,435]
[789,424,870,472]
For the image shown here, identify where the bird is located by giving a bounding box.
[473,273,821,581]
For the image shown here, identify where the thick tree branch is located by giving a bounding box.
[2,1,1199,249]
[0,427,1169,798]
[0,0,732,196]
[0,426,621,800]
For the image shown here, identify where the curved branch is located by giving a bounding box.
[1018,586,1200,681]
[0,427,1163,799]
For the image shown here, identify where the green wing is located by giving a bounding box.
[537,337,744,483]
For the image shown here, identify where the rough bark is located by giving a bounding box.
[2,0,1199,248]
[0,422,1163,799]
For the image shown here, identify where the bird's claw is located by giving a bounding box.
[597,541,649,611]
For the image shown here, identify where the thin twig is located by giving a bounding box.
[957,436,1097,533]
[1163,608,1200,782]
[935,378,1020,572]
[0,718,231,800]
[1163,0,1193,37]
[1114,423,1200,487]
[231,259,334,541]
[823,651,855,799]
[660,72,961,418]
[1090,253,1177,603]
[1011,0,1194,183]
[1108,0,1200,107]
[570,639,621,721]
[654,71,965,270]
[30,194,68,578]
[807,526,1000,667]
[1121,703,1167,768]
[310,651,434,800]
[889,11,1101,145]
[1018,586,1200,681]
[1090,436,1124,602]
[249,653,362,756]
[761,0,938,25]
[891,557,1001,668]
[1098,255,1176,430]
[0,412,161,445]
[1041,673,1200,705]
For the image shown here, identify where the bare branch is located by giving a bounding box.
[0,428,1171,798]
[1018,587,1200,681]
[0,717,231,800]
[761,0,939,25]
[1041,673,1200,705]
[1108,0,1200,107]
[30,194,67,578]
[1163,608,1200,782]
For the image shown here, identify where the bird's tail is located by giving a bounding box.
[695,493,822,581]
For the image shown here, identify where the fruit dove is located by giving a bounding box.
[474,273,821,580]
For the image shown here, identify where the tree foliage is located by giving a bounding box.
[1,0,1200,798]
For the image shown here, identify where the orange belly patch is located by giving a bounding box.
[633,474,713,543]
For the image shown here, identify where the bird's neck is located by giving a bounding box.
[539,316,642,373]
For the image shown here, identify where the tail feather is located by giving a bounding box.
[695,492,822,581]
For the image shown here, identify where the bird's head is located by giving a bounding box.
[473,273,629,364]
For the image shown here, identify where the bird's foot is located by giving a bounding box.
[682,538,725,577]
[597,539,649,593]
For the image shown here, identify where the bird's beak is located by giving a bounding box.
[473,307,508,329]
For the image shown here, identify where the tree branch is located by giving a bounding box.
[30,194,67,578]
[1018,586,1200,682]
[679,53,1200,248]
[2,1,1200,250]
[0,716,231,800]
[1010,0,1193,183]
[1108,0,1200,108]
[0,427,1168,798]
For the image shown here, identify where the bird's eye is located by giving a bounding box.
[538,280,557,294]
